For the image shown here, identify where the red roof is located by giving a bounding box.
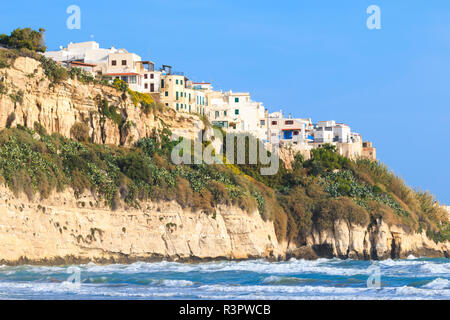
[107,73,141,76]
[71,61,96,67]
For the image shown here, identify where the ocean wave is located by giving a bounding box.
[153,279,194,287]
[395,285,450,297]
[420,263,450,275]
[53,259,368,277]
[422,278,450,290]
[262,276,306,285]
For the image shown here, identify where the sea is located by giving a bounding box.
[0,257,448,300]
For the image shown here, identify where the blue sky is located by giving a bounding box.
[1,0,449,204]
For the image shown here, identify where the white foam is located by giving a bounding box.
[420,262,450,275]
[157,279,194,287]
[262,276,305,285]
[422,278,450,290]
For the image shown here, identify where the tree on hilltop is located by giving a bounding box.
[0,28,47,53]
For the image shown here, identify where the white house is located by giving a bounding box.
[266,111,313,146]
[207,90,266,140]
[44,41,117,76]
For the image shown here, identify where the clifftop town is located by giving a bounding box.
[0,29,448,264]
[44,40,376,161]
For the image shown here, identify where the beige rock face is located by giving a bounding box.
[0,57,203,146]
[304,219,449,260]
[0,186,280,265]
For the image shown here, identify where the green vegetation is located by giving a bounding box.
[221,138,449,244]
[112,78,163,115]
[0,126,277,226]
[0,28,46,53]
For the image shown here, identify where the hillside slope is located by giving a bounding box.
[0,49,448,265]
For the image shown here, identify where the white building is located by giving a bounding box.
[313,121,356,144]
[44,41,117,76]
[266,111,313,146]
[207,90,266,140]
[45,41,160,93]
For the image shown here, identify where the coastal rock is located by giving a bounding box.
[0,186,280,265]
[0,57,203,146]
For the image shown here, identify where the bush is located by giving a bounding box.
[39,56,68,84]
[313,198,369,230]
[6,112,16,128]
[33,121,47,135]
[70,122,90,142]
[0,49,18,68]
[9,90,24,104]
[0,28,47,52]
[304,144,351,175]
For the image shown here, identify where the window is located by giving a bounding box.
[176,80,179,85]
[165,91,168,97]
[121,60,127,66]
[144,83,148,89]
[161,79,165,88]
[260,120,265,125]
[294,131,299,136]
[180,79,184,85]
[272,121,278,125]
[285,120,294,125]
[144,74,148,79]
[215,111,220,119]
[150,74,154,79]
[176,103,179,111]
[176,92,179,100]
[111,60,117,66]
[224,111,227,116]
[283,131,293,140]
[235,109,239,115]
[235,97,239,103]
[150,84,155,92]
[129,76,137,84]
[165,103,168,106]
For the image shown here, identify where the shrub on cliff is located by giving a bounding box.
[70,122,90,142]
[39,56,69,84]
[303,143,351,175]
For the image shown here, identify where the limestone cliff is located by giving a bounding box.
[0,55,448,265]
[0,57,203,145]
[289,219,449,260]
[0,182,447,265]
[0,186,280,265]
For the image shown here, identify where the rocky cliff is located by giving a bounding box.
[0,182,447,265]
[0,56,203,145]
[0,185,280,265]
[0,55,448,265]
[292,219,449,260]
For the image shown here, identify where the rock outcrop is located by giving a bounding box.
[295,219,449,260]
[0,186,280,265]
[0,56,448,265]
[0,57,203,145]
[0,182,447,265]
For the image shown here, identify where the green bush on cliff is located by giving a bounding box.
[0,124,447,245]
[0,126,271,218]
